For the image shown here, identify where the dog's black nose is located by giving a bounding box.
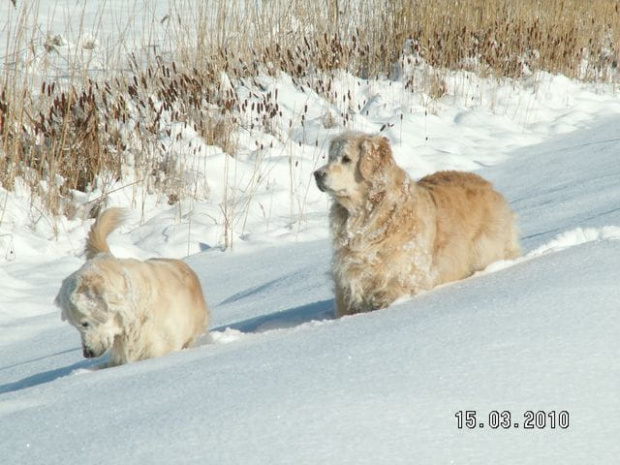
[314,168,327,192]
[313,168,326,180]
[83,345,96,358]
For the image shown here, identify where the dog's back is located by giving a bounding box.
[85,208,125,259]
[418,170,520,282]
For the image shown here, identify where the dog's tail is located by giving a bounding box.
[85,208,125,259]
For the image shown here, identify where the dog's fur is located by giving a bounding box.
[55,208,210,366]
[314,131,520,317]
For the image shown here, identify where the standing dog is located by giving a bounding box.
[314,131,520,317]
[55,208,210,366]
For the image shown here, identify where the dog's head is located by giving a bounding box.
[314,132,397,210]
[55,259,126,359]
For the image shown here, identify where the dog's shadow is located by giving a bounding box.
[0,355,100,395]
[1,300,335,395]
[210,298,335,336]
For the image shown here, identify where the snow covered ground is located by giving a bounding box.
[2,2,620,464]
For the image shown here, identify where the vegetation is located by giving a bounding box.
[1,0,618,220]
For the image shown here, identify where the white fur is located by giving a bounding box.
[55,208,210,367]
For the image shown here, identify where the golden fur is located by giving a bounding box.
[314,131,521,317]
[55,208,210,367]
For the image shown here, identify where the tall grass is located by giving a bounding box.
[0,0,618,229]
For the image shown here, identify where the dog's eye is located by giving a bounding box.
[81,322,90,329]
[342,155,351,164]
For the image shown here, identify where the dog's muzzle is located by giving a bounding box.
[82,344,97,358]
[314,168,328,192]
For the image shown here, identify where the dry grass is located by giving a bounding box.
[1,0,619,222]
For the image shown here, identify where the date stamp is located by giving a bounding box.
[455,410,569,430]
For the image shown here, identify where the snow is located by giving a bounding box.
[2,2,620,464]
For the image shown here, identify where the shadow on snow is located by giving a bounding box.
[0,356,98,395]
[1,299,335,395]
[213,298,335,334]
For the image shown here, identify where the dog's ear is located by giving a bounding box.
[359,135,394,181]
[55,293,69,321]
[55,276,75,321]
[58,297,68,321]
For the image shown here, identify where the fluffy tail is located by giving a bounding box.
[85,208,125,259]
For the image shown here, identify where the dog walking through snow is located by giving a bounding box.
[55,208,210,367]
[314,131,520,317]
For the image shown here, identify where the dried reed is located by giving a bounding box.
[0,0,618,225]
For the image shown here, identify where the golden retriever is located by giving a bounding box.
[314,131,520,317]
[55,208,210,367]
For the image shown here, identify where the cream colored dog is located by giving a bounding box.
[314,131,520,317]
[55,208,210,367]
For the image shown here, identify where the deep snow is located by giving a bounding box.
[1,117,619,464]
